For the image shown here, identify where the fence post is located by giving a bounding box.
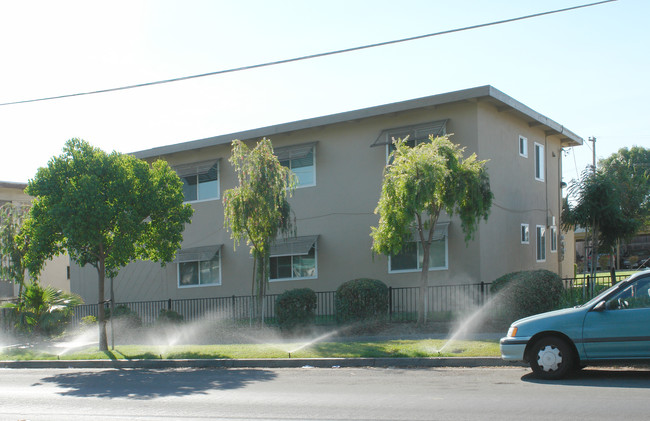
[388,287,393,322]
[480,282,485,306]
[231,295,236,321]
[167,298,172,310]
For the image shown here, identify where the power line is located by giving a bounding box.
[0,0,617,107]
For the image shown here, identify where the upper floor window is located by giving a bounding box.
[534,143,544,182]
[175,160,220,202]
[275,143,316,188]
[389,223,449,272]
[369,119,448,161]
[176,245,222,288]
[519,136,528,157]
[269,235,319,281]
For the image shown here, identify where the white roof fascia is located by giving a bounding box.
[132,85,582,159]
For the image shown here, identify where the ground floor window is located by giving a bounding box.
[536,225,546,262]
[269,235,318,281]
[550,226,558,253]
[521,223,530,244]
[389,223,449,272]
[176,246,221,287]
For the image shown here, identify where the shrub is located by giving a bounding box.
[156,309,184,325]
[80,315,97,326]
[335,278,388,326]
[490,270,563,324]
[275,288,317,332]
[105,304,142,328]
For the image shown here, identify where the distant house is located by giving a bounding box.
[0,181,70,300]
[70,86,582,304]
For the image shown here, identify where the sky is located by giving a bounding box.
[0,0,648,184]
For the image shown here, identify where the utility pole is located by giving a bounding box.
[589,136,597,292]
[590,137,597,173]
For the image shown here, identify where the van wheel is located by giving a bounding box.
[529,336,574,380]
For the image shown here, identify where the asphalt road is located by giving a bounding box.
[1,366,649,421]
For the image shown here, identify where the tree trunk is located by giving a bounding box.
[96,258,108,351]
[418,257,429,325]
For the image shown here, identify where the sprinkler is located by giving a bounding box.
[288,352,291,359]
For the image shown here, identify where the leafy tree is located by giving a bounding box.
[0,203,30,296]
[562,168,638,275]
[2,282,83,336]
[371,135,493,324]
[19,139,193,350]
[599,146,650,246]
[223,138,295,324]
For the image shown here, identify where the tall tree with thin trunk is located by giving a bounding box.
[0,202,29,297]
[562,168,637,277]
[371,135,493,324]
[19,139,193,350]
[223,138,295,324]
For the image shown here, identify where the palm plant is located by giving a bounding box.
[2,282,83,336]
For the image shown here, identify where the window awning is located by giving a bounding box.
[270,235,319,257]
[409,221,449,242]
[274,142,317,161]
[174,244,221,263]
[371,119,448,147]
[173,159,220,178]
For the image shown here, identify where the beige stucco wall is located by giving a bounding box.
[0,183,71,298]
[70,99,575,304]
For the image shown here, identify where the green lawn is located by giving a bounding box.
[0,339,500,361]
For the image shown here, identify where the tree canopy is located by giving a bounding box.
[598,146,650,231]
[20,139,193,350]
[223,138,295,323]
[371,135,493,323]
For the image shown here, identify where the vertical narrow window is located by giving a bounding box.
[536,225,546,262]
[550,226,558,253]
[519,136,528,157]
[521,224,530,244]
[534,143,544,181]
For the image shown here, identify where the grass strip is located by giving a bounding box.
[0,339,500,361]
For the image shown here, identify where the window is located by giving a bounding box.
[534,143,544,181]
[175,160,220,202]
[519,136,528,157]
[521,224,530,244]
[176,245,221,287]
[389,223,449,272]
[550,226,557,253]
[275,143,316,188]
[269,235,318,281]
[383,120,448,160]
[536,225,546,262]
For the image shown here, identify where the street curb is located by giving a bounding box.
[0,357,526,369]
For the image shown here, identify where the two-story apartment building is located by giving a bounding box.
[0,181,70,300]
[70,86,581,304]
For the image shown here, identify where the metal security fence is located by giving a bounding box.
[66,283,491,328]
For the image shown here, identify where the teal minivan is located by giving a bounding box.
[500,270,650,379]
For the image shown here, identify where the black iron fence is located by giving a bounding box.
[0,273,631,334]
[62,282,493,328]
